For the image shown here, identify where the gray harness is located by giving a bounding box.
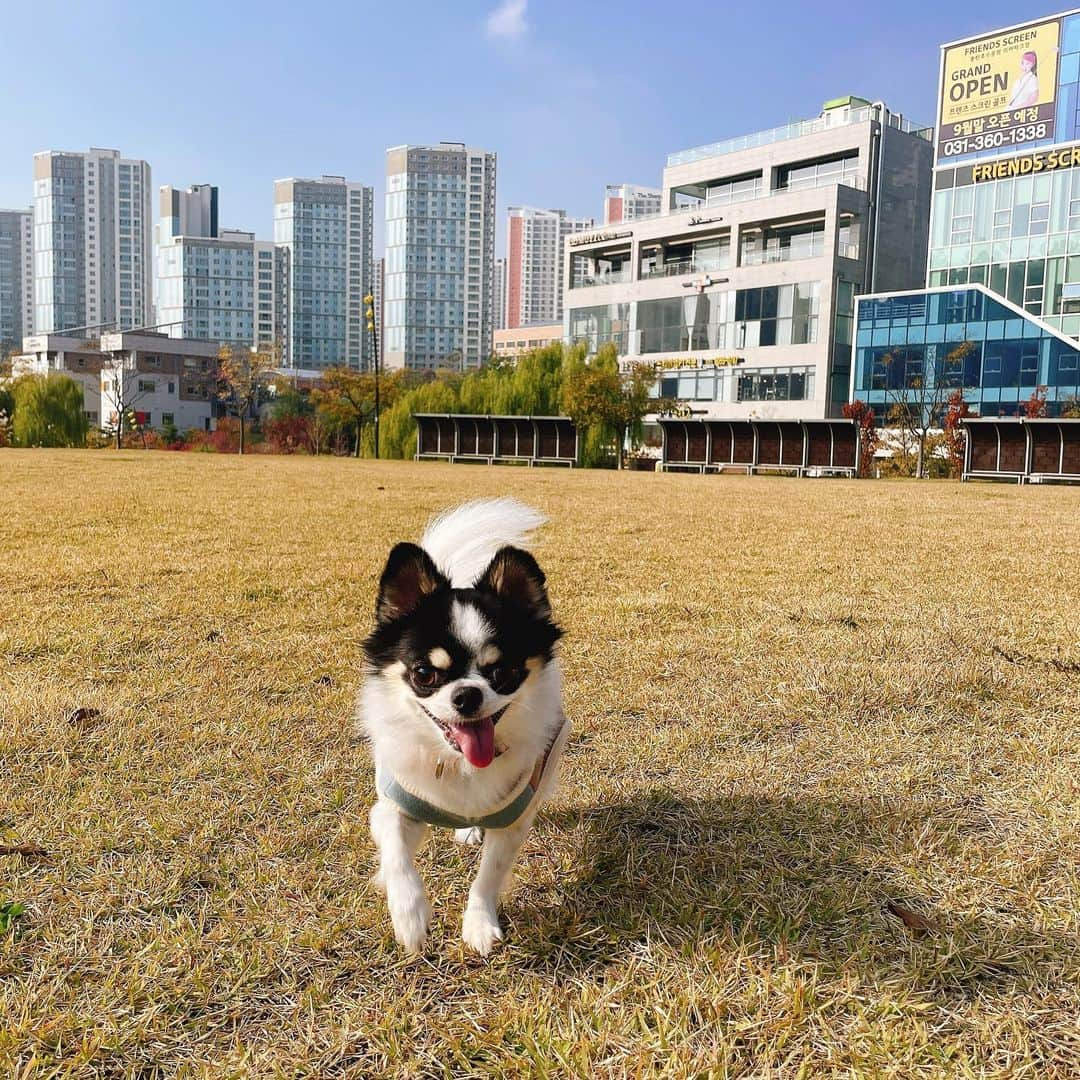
[378,718,565,830]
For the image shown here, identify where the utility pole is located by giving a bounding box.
[364,292,380,459]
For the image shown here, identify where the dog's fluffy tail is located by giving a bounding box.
[421,498,546,588]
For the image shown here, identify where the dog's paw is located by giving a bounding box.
[370,868,386,894]
[388,882,431,954]
[454,826,484,846]
[462,904,504,956]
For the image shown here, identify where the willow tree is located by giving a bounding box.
[12,374,89,448]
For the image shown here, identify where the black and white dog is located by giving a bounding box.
[360,499,568,955]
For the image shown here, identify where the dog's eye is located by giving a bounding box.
[488,665,519,692]
[412,664,439,688]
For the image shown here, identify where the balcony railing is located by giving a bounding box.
[640,258,731,280]
[776,172,866,194]
[570,270,632,289]
[666,107,931,167]
[740,241,824,267]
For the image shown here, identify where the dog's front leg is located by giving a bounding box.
[369,800,431,953]
[462,817,532,956]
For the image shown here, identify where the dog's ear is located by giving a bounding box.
[476,546,551,618]
[376,543,448,623]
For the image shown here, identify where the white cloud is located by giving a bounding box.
[486,0,528,41]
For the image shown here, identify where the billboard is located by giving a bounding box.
[938,16,1061,161]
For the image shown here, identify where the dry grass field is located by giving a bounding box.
[2,451,1079,1078]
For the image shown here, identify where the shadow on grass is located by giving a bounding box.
[509,791,1073,998]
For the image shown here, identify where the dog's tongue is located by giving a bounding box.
[450,717,496,768]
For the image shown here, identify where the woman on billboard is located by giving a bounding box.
[1008,51,1040,109]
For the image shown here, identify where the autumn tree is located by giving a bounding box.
[941,389,973,478]
[12,374,89,447]
[311,367,411,457]
[841,400,880,478]
[216,343,279,455]
[1022,385,1049,418]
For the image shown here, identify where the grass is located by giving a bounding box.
[1,450,1079,1078]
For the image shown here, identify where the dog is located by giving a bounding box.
[359,498,568,955]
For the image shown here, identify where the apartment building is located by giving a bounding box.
[0,208,32,352]
[384,143,497,370]
[274,176,374,369]
[603,183,662,225]
[506,206,593,328]
[566,97,934,419]
[493,256,507,330]
[32,148,152,334]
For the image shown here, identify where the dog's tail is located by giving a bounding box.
[421,498,546,588]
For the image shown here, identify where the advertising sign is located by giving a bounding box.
[938,17,1061,161]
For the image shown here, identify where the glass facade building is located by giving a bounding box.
[857,9,1080,418]
[852,285,1080,417]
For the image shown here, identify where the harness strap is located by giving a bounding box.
[379,716,566,830]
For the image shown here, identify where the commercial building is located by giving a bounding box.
[505,206,593,328]
[384,143,497,370]
[492,322,563,360]
[566,97,934,419]
[0,208,32,353]
[274,175,374,370]
[603,184,662,225]
[854,10,1080,418]
[494,257,507,330]
[32,148,153,334]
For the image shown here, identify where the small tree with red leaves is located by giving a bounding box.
[1023,386,1049,418]
[841,400,880,478]
[941,389,973,478]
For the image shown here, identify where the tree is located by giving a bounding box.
[100,362,154,450]
[1061,395,1080,419]
[12,374,89,447]
[941,389,973,478]
[841,400,880,478]
[1022,385,1049,418]
[311,367,411,457]
[881,341,974,478]
[217,343,279,455]
[560,345,652,469]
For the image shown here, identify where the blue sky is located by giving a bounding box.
[0,0,1062,255]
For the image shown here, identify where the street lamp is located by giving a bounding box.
[364,293,379,459]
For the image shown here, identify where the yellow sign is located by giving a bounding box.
[938,17,1060,161]
[644,356,743,372]
[971,146,1080,182]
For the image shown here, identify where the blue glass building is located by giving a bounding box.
[852,284,1080,418]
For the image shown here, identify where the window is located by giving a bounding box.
[162,413,175,427]
[138,379,155,392]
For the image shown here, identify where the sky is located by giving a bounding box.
[0,0,1064,257]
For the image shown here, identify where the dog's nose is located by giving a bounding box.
[451,686,483,717]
